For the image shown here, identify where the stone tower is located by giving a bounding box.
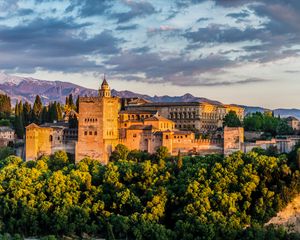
[75,78,120,164]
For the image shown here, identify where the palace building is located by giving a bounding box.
[25,78,245,163]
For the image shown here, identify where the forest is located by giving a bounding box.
[0,145,299,239]
[0,93,78,139]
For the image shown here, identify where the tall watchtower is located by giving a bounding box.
[75,77,120,164]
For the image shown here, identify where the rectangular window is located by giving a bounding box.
[84,131,87,136]
[94,131,97,135]
[89,131,92,135]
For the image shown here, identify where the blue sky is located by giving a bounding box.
[0,0,299,109]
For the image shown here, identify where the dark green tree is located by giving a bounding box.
[76,96,79,112]
[223,110,242,127]
[14,101,24,138]
[32,95,43,124]
[23,101,32,126]
[156,146,169,160]
[110,144,130,161]
[0,94,11,119]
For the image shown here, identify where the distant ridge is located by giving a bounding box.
[0,73,299,118]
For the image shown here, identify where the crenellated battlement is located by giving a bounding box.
[172,138,222,145]
[79,96,101,103]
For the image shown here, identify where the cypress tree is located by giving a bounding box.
[68,94,75,109]
[23,101,32,126]
[57,102,63,121]
[32,95,43,124]
[41,106,48,124]
[14,101,24,138]
[76,96,79,113]
[0,94,11,118]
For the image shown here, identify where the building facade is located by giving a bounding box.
[25,122,77,161]
[25,79,245,162]
[0,126,15,147]
[125,101,244,133]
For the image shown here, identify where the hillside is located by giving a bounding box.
[0,73,299,118]
[266,195,300,233]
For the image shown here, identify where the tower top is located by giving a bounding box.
[101,75,109,87]
[101,78,108,87]
[99,75,111,98]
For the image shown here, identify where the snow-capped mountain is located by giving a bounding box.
[0,73,299,118]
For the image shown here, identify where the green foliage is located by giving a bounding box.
[110,144,130,161]
[223,110,242,127]
[48,150,70,170]
[68,113,78,128]
[32,95,43,124]
[0,147,14,160]
[22,102,31,127]
[155,146,169,160]
[0,150,299,239]
[244,112,293,137]
[0,119,10,126]
[14,101,24,138]
[0,94,11,119]
[297,148,300,170]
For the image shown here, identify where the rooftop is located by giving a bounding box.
[144,114,174,122]
[127,125,157,130]
[0,126,14,132]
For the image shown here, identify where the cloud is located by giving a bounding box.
[196,17,211,23]
[196,78,269,87]
[184,24,267,44]
[116,24,138,31]
[0,17,122,72]
[66,0,113,17]
[104,51,237,86]
[226,11,250,19]
[111,0,156,23]
[147,25,179,36]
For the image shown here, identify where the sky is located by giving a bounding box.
[0,0,299,109]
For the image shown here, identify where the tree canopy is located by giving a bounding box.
[0,148,299,239]
[223,111,242,127]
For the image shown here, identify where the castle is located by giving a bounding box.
[25,78,244,163]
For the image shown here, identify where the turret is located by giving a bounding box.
[99,76,111,98]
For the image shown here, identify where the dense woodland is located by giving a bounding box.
[0,145,299,239]
[0,93,78,138]
[223,110,293,137]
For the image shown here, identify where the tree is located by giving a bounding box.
[68,94,74,107]
[56,103,63,121]
[32,95,43,124]
[276,120,293,135]
[297,148,300,170]
[223,111,242,127]
[0,94,11,119]
[110,144,130,161]
[23,101,32,126]
[68,113,78,128]
[156,146,169,160]
[177,150,183,170]
[41,106,49,123]
[48,150,69,170]
[76,96,79,112]
[14,101,24,138]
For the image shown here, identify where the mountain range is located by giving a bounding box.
[0,73,299,118]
